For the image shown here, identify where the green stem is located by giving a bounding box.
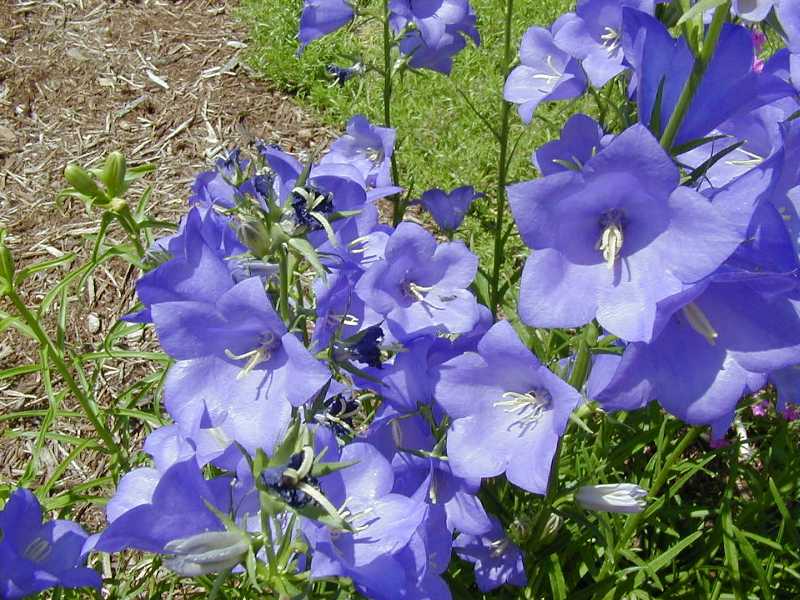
[278,247,290,323]
[598,426,702,578]
[383,0,403,226]
[5,287,128,469]
[115,206,146,259]
[659,2,729,151]
[489,0,515,318]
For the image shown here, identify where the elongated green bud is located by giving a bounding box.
[101,151,127,197]
[64,164,107,203]
[0,230,14,292]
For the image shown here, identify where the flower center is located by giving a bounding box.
[600,27,621,54]
[489,537,511,558]
[404,281,445,310]
[682,302,718,345]
[224,331,281,379]
[494,389,552,435]
[23,537,52,563]
[597,210,625,269]
[531,55,563,91]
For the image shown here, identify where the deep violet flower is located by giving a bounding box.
[355,221,480,341]
[0,489,101,599]
[419,186,483,232]
[434,320,581,494]
[508,124,745,343]
[504,25,587,123]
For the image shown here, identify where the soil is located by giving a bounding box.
[0,0,332,518]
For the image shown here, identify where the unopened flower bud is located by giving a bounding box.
[163,530,249,577]
[101,151,127,198]
[64,164,104,201]
[576,483,647,514]
[236,218,271,257]
[108,197,128,214]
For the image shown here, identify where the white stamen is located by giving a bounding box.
[600,27,621,54]
[726,148,764,168]
[682,302,718,345]
[406,282,446,310]
[532,55,563,92]
[224,332,278,379]
[23,537,52,562]
[598,223,624,270]
[489,538,511,558]
[494,390,551,436]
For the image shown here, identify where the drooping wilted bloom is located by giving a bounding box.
[534,113,608,176]
[435,320,581,494]
[419,186,483,232]
[0,489,101,599]
[509,124,745,342]
[576,483,647,513]
[504,25,587,123]
[554,0,655,87]
[355,221,480,342]
[298,0,354,49]
[453,516,527,593]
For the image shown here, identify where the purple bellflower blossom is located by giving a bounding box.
[303,442,427,599]
[508,124,745,343]
[298,0,354,49]
[434,320,581,494]
[533,113,609,176]
[355,221,480,342]
[594,279,800,438]
[504,25,587,124]
[623,11,794,147]
[389,0,480,74]
[0,489,101,599]
[96,459,252,560]
[453,516,527,593]
[418,186,483,232]
[321,115,397,188]
[553,0,656,88]
[733,0,776,22]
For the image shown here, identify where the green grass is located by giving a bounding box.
[239,0,582,263]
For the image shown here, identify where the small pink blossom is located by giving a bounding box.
[751,399,770,417]
[781,402,800,422]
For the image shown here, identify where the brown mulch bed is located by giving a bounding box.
[0,0,332,509]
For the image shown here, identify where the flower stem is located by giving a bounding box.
[382,0,403,226]
[659,2,730,152]
[4,285,128,470]
[278,246,290,323]
[489,0,515,318]
[598,426,702,578]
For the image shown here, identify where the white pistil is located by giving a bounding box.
[224,332,278,379]
[532,55,563,91]
[406,282,445,310]
[598,223,624,270]
[23,537,52,562]
[682,302,718,345]
[494,390,551,435]
[600,27,621,54]
[489,538,511,558]
[726,148,764,168]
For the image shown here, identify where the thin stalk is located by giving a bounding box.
[383,0,403,226]
[278,246,290,323]
[489,0,515,317]
[660,2,730,151]
[4,287,127,469]
[598,426,702,578]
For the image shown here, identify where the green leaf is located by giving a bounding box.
[309,459,357,478]
[645,529,703,574]
[287,237,326,279]
[677,0,727,26]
